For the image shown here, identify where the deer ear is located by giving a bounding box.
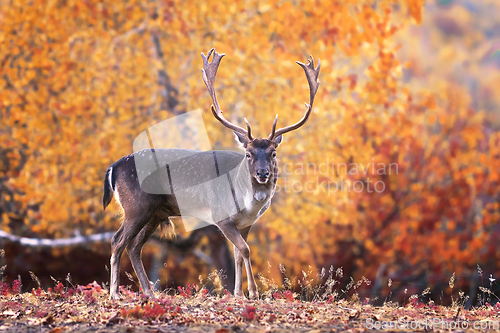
[234,131,249,145]
[273,134,283,146]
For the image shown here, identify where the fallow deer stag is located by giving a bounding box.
[103,49,320,299]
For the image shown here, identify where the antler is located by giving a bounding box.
[201,48,253,140]
[269,55,320,140]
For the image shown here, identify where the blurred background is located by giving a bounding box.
[1,0,500,305]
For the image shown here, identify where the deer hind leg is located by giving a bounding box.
[233,226,251,297]
[110,211,154,299]
[126,218,161,298]
[218,221,258,299]
[110,224,127,299]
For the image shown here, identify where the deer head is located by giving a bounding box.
[201,48,320,185]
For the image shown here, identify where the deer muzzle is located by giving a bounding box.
[256,168,270,184]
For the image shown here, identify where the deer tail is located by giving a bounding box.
[103,166,116,211]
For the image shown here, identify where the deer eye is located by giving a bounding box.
[246,153,251,159]
[272,151,277,158]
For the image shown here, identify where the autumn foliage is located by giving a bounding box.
[1,0,500,303]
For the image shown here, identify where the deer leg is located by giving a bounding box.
[218,221,258,299]
[110,211,154,299]
[233,226,251,297]
[110,224,127,300]
[126,219,161,298]
[233,245,244,297]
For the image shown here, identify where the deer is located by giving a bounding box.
[102,48,320,300]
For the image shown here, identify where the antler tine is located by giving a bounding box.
[244,118,254,140]
[270,55,321,139]
[268,114,279,140]
[201,48,250,137]
[299,55,321,109]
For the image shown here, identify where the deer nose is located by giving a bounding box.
[257,169,269,178]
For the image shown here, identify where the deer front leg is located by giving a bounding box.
[233,245,244,297]
[233,226,251,297]
[218,221,258,299]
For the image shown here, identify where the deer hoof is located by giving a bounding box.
[248,291,259,300]
[142,292,157,299]
[110,293,121,300]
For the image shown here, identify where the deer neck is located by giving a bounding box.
[232,158,277,213]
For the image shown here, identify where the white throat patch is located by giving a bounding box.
[254,191,267,202]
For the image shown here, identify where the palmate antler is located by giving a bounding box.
[269,55,321,140]
[202,49,320,141]
[201,48,254,141]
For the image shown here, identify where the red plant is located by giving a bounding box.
[178,283,196,298]
[241,306,257,321]
[54,282,64,294]
[11,280,22,294]
[143,303,167,319]
[410,298,424,309]
[158,296,173,308]
[83,290,96,304]
[272,291,294,302]
[0,282,10,296]
[32,288,43,297]
[66,288,75,297]
[283,290,294,302]
[121,305,141,319]
[1,280,23,296]
[121,303,169,320]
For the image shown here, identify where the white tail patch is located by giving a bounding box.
[109,167,122,208]
[108,167,114,191]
